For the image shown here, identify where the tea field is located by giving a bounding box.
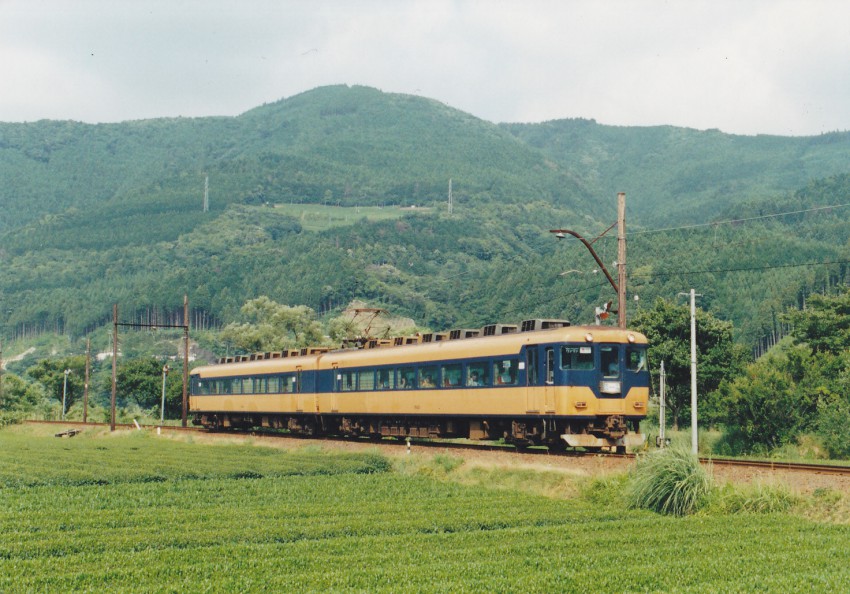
[272,203,418,232]
[1,427,848,592]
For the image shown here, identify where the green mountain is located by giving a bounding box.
[1,85,849,349]
[503,118,850,225]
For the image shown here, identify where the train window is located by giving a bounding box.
[561,346,594,370]
[627,346,647,372]
[399,367,417,389]
[545,348,555,384]
[419,365,439,389]
[527,349,539,386]
[601,346,620,378]
[338,370,356,392]
[494,359,518,385]
[466,363,488,387]
[358,369,375,391]
[377,369,395,390]
[442,363,462,387]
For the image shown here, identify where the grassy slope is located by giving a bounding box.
[1,427,848,592]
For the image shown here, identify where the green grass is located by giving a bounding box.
[629,447,713,516]
[1,428,849,592]
[273,203,425,232]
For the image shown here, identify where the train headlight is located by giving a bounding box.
[599,381,621,395]
[585,333,593,342]
[627,334,635,343]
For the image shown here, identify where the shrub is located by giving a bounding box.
[816,394,850,459]
[628,447,712,516]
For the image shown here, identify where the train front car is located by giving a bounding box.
[539,326,649,452]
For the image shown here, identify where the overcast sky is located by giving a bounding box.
[2,0,848,136]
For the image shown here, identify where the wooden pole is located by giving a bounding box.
[617,192,627,328]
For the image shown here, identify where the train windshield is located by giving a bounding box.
[627,346,647,373]
[601,346,619,378]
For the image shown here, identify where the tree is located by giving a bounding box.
[26,356,86,412]
[714,358,802,452]
[115,358,169,409]
[0,372,45,412]
[219,296,326,353]
[783,288,850,355]
[632,298,750,430]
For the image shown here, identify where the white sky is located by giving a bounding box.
[1,0,849,136]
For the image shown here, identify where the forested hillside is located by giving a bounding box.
[503,118,850,225]
[1,85,849,349]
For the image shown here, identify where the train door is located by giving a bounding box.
[544,346,556,413]
[296,365,310,412]
[331,363,339,412]
[525,346,541,413]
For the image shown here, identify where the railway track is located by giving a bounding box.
[22,420,850,476]
[706,456,850,476]
[23,419,197,432]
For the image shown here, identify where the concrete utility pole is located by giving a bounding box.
[678,289,702,454]
[160,364,170,426]
[83,338,90,423]
[659,361,666,448]
[203,175,209,212]
[617,192,627,329]
[112,304,118,432]
[182,294,189,428]
[62,369,72,420]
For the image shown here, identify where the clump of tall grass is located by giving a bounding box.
[628,447,713,516]
[708,481,797,514]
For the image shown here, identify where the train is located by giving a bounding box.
[189,319,649,451]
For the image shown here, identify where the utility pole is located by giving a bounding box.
[83,338,90,423]
[182,294,189,428]
[111,304,118,432]
[659,361,666,448]
[447,178,453,215]
[203,175,209,212]
[678,289,702,454]
[160,364,170,426]
[62,369,72,420]
[617,192,627,329]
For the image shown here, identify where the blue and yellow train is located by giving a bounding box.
[189,320,649,450]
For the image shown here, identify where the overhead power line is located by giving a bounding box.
[630,201,850,237]
[630,259,850,279]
